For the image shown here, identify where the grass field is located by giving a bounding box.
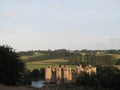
[21,53,120,71]
[26,58,68,71]
[26,60,120,71]
[21,53,45,60]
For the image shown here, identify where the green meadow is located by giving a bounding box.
[20,51,120,71]
[26,58,68,71]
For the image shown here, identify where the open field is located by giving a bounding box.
[20,52,120,71]
[26,59,120,71]
[21,53,45,60]
[26,58,68,71]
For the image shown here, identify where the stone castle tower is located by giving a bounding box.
[45,64,97,84]
[45,66,52,83]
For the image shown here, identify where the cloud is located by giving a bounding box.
[5,11,15,17]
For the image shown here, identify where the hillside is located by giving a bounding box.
[18,49,120,70]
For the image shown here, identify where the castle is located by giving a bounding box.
[45,64,97,84]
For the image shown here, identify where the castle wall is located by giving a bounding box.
[45,66,52,83]
[91,67,97,74]
[77,65,83,72]
[67,67,72,83]
[45,64,97,84]
[63,66,68,83]
[56,66,62,84]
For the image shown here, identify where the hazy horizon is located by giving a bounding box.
[0,0,120,51]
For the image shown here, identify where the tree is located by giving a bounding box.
[0,45,26,85]
[77,72,90,86]
[97,66,120,89]
[30,69,40,81]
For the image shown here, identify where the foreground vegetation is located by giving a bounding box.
[0,85,34,90]
[0,85,117,90]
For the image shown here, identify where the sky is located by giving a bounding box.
[0,0,120,51]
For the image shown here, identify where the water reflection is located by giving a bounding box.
[31,80,45,88]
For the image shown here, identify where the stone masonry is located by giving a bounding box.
[45,64,97,84]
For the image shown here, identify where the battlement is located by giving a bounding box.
[45,65,97,84]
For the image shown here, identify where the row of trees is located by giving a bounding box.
[84,55,116,65]
[65,55,117,66]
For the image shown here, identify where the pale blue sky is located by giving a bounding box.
[0,0,120,51]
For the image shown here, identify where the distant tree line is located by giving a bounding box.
[18,49,120,56]
[81,49,120,54]
[105,49,120,54]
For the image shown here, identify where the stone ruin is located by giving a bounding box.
[45,64,97,85]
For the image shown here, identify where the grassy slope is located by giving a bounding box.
[20,53,120,71]
[20,52,69,70]
[27,58,68,71]
[21,53,45,60]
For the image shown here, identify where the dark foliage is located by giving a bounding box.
[30,69,41,81]
[30,68,45,81]
[84,55,116,65]
[77,66,120,89]
[116,59,120,65]
[0,45,29,86]
[65,55,82,65]
[106,49,120,54]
